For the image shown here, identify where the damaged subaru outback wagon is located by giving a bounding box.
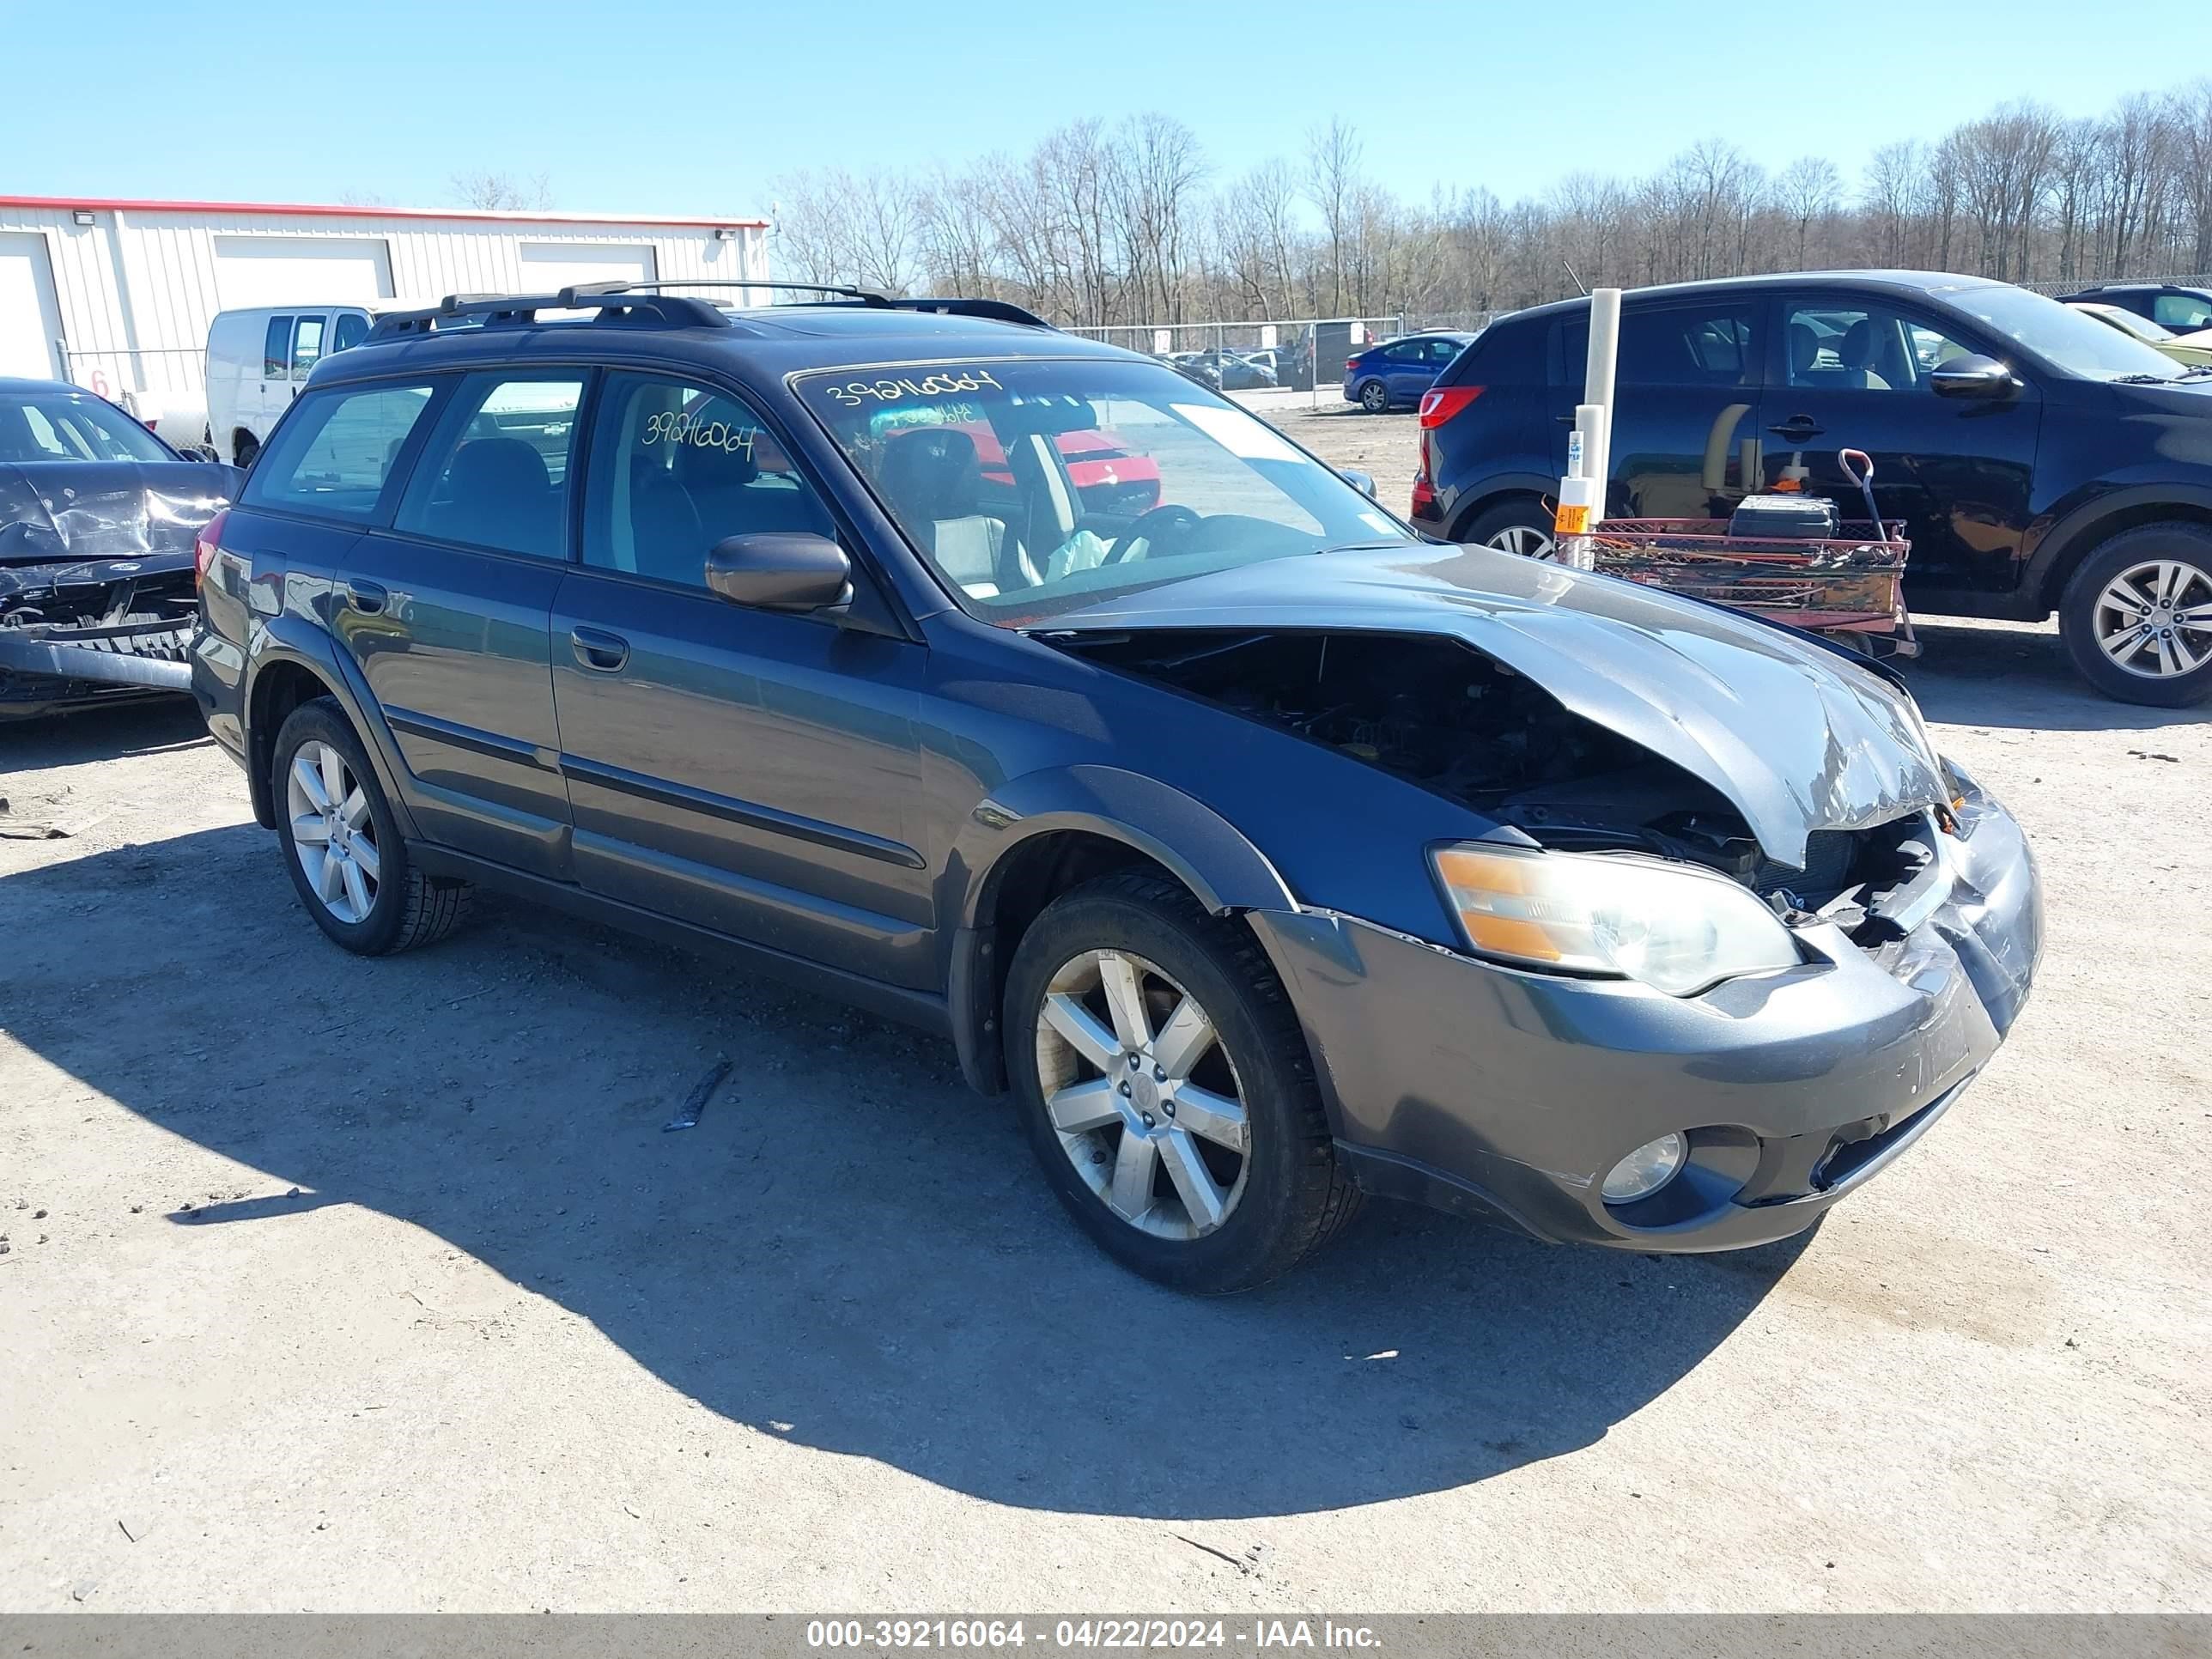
[192,283,2043,1292]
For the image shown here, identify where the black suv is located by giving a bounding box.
[191,283,2040,1291]
[2054,283,2212,337]
[1413,271,2212,705]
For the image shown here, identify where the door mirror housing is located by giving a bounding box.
[703,532,854,613]
[1929,354,2020,400]
[1340,467,1379,500]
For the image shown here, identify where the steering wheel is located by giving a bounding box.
[1105,503,1201,565]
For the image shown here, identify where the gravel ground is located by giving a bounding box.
[2,407,2208,1612]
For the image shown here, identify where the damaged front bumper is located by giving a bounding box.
[1250,786,2042,1251]
[0,559,197,718]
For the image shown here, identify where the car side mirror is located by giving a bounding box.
[1929,354,2020,400]
[1340,468,1378,500]
[185,444,222,463]
[703,532,853,613]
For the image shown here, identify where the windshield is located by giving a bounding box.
[0,390,173,465]
[1955,285,2189,381]
[796,357,1416,623]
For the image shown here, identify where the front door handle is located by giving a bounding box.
[570,626,629,672]
[343,579,386,615]
[1767,416,1824,439]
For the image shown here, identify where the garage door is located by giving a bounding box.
[213,235,393,307]
[0,231,65,380]
[518,242,658,294]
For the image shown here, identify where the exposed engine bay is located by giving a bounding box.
[1059,628,1934,915]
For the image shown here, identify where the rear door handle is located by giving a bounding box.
[570,626,629,672]
[343,579,386,615]
[1767,416,1824,439]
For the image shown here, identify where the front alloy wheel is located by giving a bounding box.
[2061,524,2212,706]
[1004,871,1360,1292]
[1036,948,1249,1239]
[2092,559,2212,682]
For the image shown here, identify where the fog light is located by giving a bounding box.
[1601,1133,1687,1203]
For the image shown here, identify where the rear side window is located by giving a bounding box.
[241,383,435,521]
[262,316,293,379]
[1562,302,1764,388]
[393,373,585,560]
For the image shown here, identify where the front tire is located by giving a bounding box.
[2058,523,2212,706]
[1358,379,1390,414]
[1462,497,1558,560]
[271,699,471,954]
[1004,871,1358,1293]
[233,431,260,470]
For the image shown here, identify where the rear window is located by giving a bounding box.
[241,382,436,521]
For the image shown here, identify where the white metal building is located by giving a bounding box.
[0,195,770,414]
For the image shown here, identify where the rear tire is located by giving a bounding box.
[271,699,471,955]
[1462,497,1558,560]
[1358,379,1391,414]
[2058,523,2212,706]
[1004,871,1359,1293]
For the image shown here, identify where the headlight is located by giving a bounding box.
[1430,842,1801,996]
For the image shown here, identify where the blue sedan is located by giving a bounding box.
[1343,331,1475,412]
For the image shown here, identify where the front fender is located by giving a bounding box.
[948,763,1296,929]
[2022,478,2212,607]
[938,765,1296,1097]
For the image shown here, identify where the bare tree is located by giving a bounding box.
[1778,156,1841,269]
[1303,119,1363,314]
[447,170,553,211]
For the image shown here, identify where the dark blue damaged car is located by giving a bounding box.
[191,285,2044,1292]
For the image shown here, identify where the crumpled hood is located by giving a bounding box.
[1039,544,1950,869]
[0,460,238,570]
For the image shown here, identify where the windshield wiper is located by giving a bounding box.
[2111,373,2176,385]
[2181,363,2212,379]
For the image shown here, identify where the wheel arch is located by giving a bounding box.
[941,766,1297,1096]
[1446,478,1554,543]
[2030,484,2212,613]
[242,626,414,838]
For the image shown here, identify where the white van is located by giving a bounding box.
[205,305,382,466]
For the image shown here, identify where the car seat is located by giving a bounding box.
[878,428,1038,595]
[1837,319,1893,391]
[677,427,831,541]
[434,437,557,554]
[1788,322,1824,385]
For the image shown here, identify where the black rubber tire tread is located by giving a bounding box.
[271,696,472,956]
[2057,520,2212,708]
[1004,868,1360,1293]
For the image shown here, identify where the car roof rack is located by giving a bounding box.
[362,283,1058,344]
[363,287,732,342]
[570,280,1058,330]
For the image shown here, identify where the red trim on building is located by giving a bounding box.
[0,194,767,230]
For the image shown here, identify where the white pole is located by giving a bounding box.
[1582,287,1622,527]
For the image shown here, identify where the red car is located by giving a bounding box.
[964,422,1162,518]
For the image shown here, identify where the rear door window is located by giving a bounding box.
[261,316,294,379]
[240,382,437,521]
[394,373,586,559]
[1563,303,1765,388]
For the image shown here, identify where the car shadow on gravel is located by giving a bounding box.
[1,696,210,779]
[6,822,1806,1521]
[1895,621,2209,734]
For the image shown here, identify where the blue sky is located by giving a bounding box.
[7,0,2202,217]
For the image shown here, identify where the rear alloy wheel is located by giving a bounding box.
[1005,872,1359,1292]
[1358,380,1391,414]
[2061,525,2212,706]
[1464,498,1558,560]
[271,698,472,954]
